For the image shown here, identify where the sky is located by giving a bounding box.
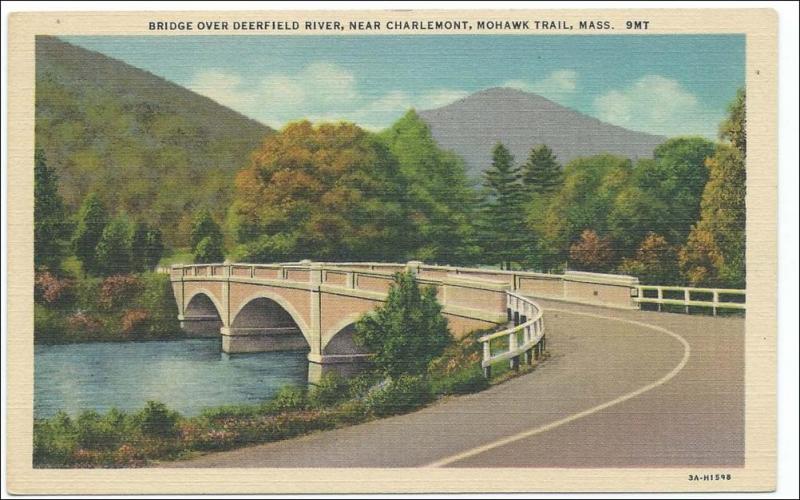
[65,35,745,138]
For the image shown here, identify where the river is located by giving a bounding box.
[34,339,309,418]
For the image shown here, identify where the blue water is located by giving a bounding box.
[34,339,309,418]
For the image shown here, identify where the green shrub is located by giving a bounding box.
[34,303,67,342]
[263,385,307,413]
[346,371,383,399]
[355,272,452,378]
[132,401,180,438]
[136,272,180,337]
[364,375,433,417]
[199,404,262,422]
[33,411,78,466]
[75,410,123,450]
[431,365,489,396]
[332,400,371,425]
[308,373,349,408]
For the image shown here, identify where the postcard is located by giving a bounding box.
[6,8,777,494]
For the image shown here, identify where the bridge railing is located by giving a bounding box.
[635,285,746,315]
[477,292,545,378]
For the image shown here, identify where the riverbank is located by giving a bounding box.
[34,271,182,343]
[33,331,547,468]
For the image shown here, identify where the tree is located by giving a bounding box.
[194,235,225,264]
[132,223,164,272]
[530,154,633,271]
[380,110,479,265]
[354,271,451,378]
[618,233,679,284]
[521,144,563,196]
[478,143,527,268]
[95,216,133,275]
[72,193,108,275]
[229,121,412,262]
[569,229,615,272]
[190,209,223,251]
[680,89,746,287]
[34,148,70,270]
[191,210,225,263]
[719,88,746,156]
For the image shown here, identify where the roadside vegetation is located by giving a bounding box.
[34,272,546,467]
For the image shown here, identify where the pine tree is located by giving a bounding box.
[95,216,133,275]
[34,148,70,270]
[191,210,225,263]
[132,223,164,272]
[72,193,108,276]
[521,144,563,196]
[479,143,527,269]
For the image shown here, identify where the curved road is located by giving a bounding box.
[165,299,744,468]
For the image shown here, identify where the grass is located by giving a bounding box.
[158,250,194,266]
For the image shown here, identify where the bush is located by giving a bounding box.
[34,271,75,307]
[431,365,489,396]
[199,404,262,422]
[34,303,67,342]
[75,410,123,450]
[263,385,307,413]
[120,308,150,335]
[33,411,78,466]
[99,275,142,310]
[364,375,433,417]
[332,400,371,425]
[66,311,104,336]
[132,401,180,438]
[355,271,452,378]
[136,273,180,336]
[308,373,350,408]
[346,371,383,399]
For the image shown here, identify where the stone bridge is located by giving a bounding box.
[170,261,640,381]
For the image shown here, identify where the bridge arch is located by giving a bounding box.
[229,291,313,350]
[182,290,225,336]
[322,314,370,356]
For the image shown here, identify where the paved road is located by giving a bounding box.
[164,299,744,468]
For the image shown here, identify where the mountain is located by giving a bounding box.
[417,87,666,178]
[35,36,272,246]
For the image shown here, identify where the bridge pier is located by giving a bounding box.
[179,314,223,337]
[307,353,372,384]
[220,326,310,354]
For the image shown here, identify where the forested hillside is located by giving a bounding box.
[35,36,272,245]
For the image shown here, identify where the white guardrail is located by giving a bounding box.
[635,285,745,316]
[478,292,545,378]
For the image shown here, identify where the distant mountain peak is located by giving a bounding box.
[418,87,665,177]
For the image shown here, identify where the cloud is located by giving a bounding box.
[503,69,579,102]
[188,63,466,130]
[593,75,721,137]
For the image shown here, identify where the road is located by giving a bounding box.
[164,298,744,468]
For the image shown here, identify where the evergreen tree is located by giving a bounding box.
[355,271,451,378]
[95,216,133,275]
[521,144,563,196]
[72,193,108,276]
[132,223,164,272]
[190,209,223,251]
[194,235,225,264]
[479,143,528,269]
[34,148,70,270]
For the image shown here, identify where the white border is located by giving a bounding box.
[2,1,797,498]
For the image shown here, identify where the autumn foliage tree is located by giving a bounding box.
[569,229,615,272]
[230,121,412,262]
[618,232,679,284]
[680,89,746,287]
